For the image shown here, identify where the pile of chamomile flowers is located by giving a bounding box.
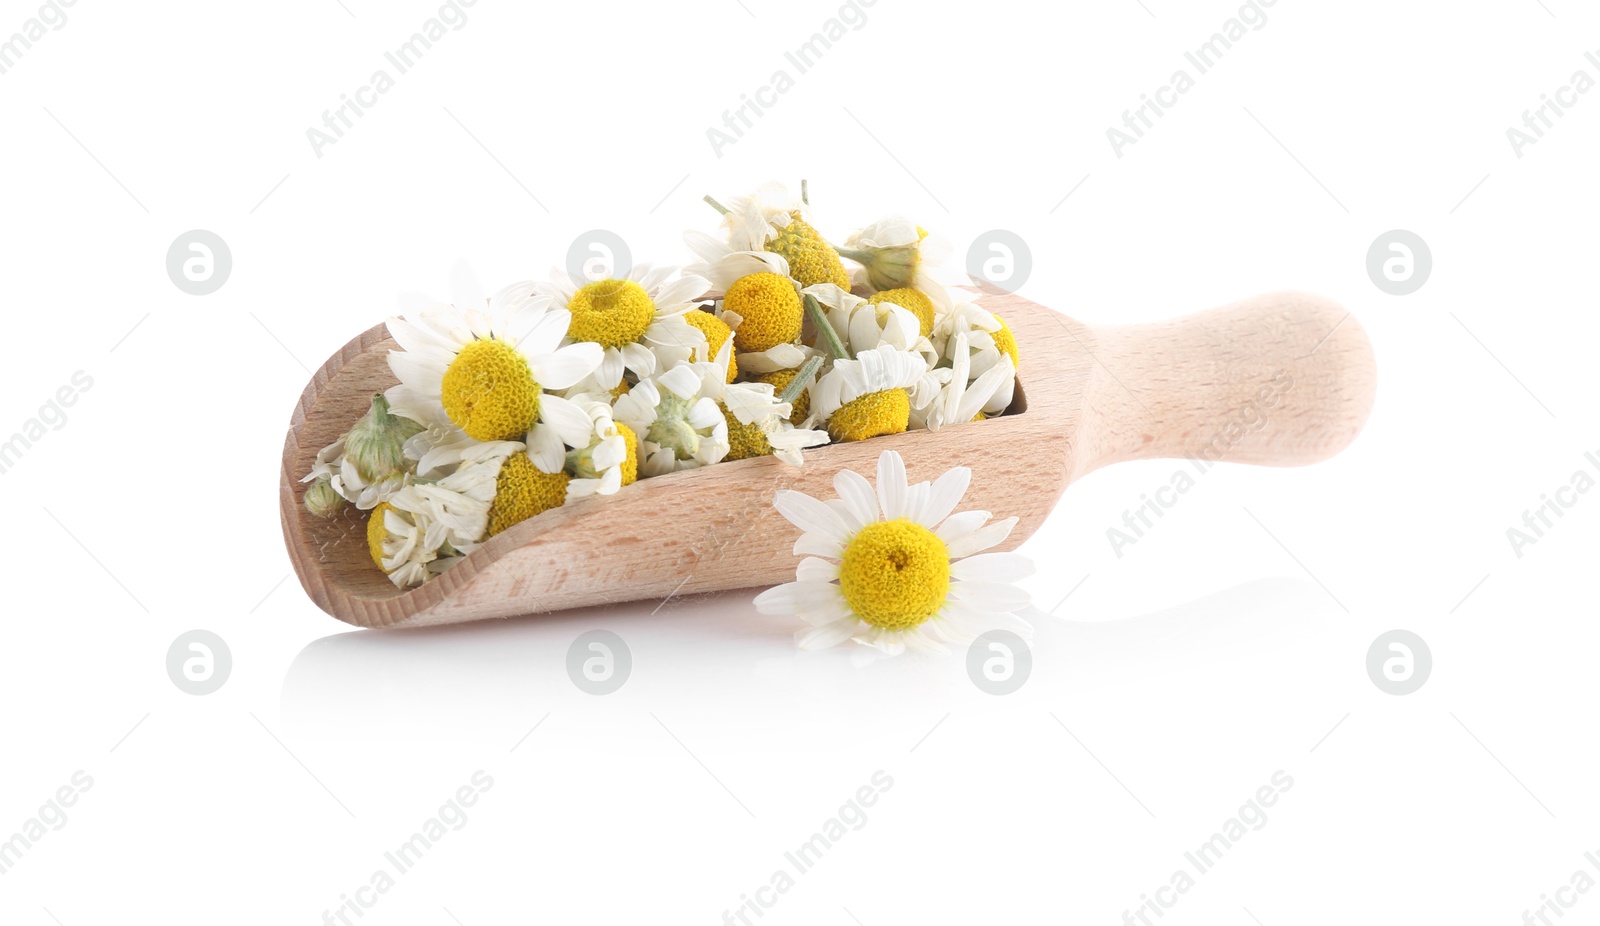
[300,181,1024,590]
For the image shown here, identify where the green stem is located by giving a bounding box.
[804,294,849,361]
[703,195,730,215]
[834,246,873,265]
[777,356,823,405]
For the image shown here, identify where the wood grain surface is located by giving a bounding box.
[277,290,1376,629]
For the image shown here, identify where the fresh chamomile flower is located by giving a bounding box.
[560,394,639,498]
[534,264,709,392]
[612,361,730,476]
[753,450,1034,656]
[686,339,830,466]
[836,216,955,312]
[811,344,940,443]
[704,182,851,289]
[385,281,603,473]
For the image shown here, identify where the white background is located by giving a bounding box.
[1,0,1597,923]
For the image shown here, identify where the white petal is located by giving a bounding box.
[753,580,841,615]
[794,533,845,559]
[921,467,972,529]
[946,516,1018,558]
[796,619,860,651]
[529,342,602,391]
[876,450,908,521]
[538,394,596,446]
[795,557,839,583]
[948,579,1031,611]
[525,425,566,473]
[774,490,853,544]
[832,469,879,532]
[950,552,1035,583]
[935,510,990,544]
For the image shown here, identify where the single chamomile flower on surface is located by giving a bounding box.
[612,361,730,476]
[754,450,1034,656]
[811,344,939,443]
[534,264,709,393]
[385,281,602,473]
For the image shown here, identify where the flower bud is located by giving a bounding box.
[345,394,424,483]
[304,476,346,519]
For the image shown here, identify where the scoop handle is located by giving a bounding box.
[1076,291,1377,473]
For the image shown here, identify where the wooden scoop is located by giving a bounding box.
[278,291,1376,629]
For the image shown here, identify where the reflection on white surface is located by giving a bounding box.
[280,576,1339,748]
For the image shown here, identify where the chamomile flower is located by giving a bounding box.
[534,264,709,392]
[690,340,830,466]
[803,282,933,364]
[302,432,409,511]
[612,361,730,476]
[385,282,602,473]
[683,232,811,374]
[935,299,1019,415]
[811,344,938,443]
[837,216,954,315]
[561,393,639,498]
[754,450,1034,656]
[705,182,852,288]
[911,332,1014,430]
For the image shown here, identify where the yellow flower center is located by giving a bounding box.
[838,518,950,630]
[682,309,738,383]
[721,403,773,461]
[754,368,810,424]
[724,273,802,353]
[868,288,935,338]
[566,279,656,349]
[766,212,852,288]
[366,502,393,570]
[440,339,542,442]
[992,313,1020,369]
[616,422,639,487]
[827,388,909,442]
[486,454,569,536]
